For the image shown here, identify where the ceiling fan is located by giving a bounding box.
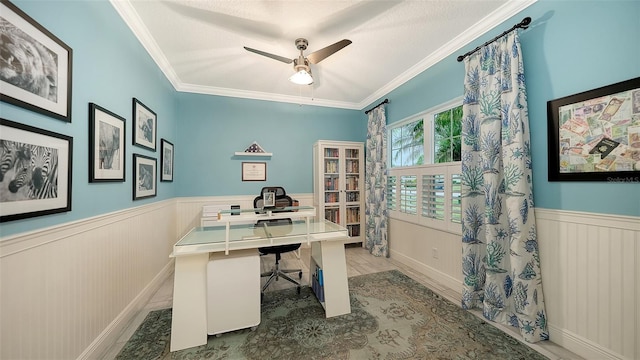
[244,38,352,85]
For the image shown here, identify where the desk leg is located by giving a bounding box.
[170,253,208,352]
[318,241,351,317]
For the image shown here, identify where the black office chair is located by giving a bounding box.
[254,187,302,297]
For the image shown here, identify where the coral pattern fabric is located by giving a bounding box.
[461,31,548,343]
[365,106,389,257]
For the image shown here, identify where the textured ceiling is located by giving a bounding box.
[111,0,536,109]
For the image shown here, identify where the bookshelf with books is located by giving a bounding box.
[313,140,364,245]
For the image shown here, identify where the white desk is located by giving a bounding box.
[169,209,351,352]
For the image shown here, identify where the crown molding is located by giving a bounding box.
[356,0,538,110]
[111,0,537,111]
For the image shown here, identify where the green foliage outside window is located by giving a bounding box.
[434,105,462,163]
[390,119,424,167]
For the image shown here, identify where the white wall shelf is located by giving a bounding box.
[233,152,273,157]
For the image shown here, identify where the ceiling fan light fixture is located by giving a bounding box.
[289,68,313,85]
[289,57,313,85]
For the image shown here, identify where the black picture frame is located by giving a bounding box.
[241,162,266,181]
[0,0,73,122]
[132,98,157,151]
[89,103,125,182]
[160,139,174,182]
[0,118,73,222]
[133,153,156,200]
[547,77,640,182]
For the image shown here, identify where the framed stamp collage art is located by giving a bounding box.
[547,77,640,182]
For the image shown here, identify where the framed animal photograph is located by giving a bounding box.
[133,153,156,200]
[0,0,73,122]
[89,103,125,182]
[160,139,173,182]
[132,98,156,151]
[547,77,640,182]
[0,118,73,222]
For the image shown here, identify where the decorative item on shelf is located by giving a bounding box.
[234,141,273,157]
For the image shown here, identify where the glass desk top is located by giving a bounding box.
[172,218,348,256]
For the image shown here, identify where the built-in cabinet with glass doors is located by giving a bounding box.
[313,140,364,245]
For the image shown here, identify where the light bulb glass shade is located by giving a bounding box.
[289,69,313,85]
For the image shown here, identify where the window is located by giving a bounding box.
[399,175,417,214]
[386,98,463,234]
[390,119,424,167]
[388,99,462,167]
[433,105,462,163]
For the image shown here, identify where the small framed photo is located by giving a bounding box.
[547,77,640,181]
[133,154,156,200]
[0,0,72,122]
[262,191,275,207]
[242,162,266,181]
[0,118,73,222]
[89,103,125,182]
[132,98,156,151]
[160,139,173,182]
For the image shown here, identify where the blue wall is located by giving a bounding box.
[374,0,640,216]
[1,0,638,238]
[1,0,178,236]
[175,93,364,196]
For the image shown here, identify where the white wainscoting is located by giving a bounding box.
[536,209,639,360]
[389,208,640,360]
[0,200,176,360]
[2,199,635,360]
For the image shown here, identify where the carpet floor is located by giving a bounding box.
[116,270,548,359]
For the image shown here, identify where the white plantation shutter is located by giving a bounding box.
[422,174,445,220]
[399,175,417,214]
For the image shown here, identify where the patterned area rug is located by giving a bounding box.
[116,270,548,359]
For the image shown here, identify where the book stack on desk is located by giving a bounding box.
[311,265,324,303]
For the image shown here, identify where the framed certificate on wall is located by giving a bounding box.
[242,162,266,181]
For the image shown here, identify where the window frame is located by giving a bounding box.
[386,97,463,235]
[387,97,462,168]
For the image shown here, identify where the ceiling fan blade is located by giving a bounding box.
[306,39,352,64]
[163,2,283,41]
[243,47,293,64]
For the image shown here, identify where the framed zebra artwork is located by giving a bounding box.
[0,118,73,222]
[0,0,73,122]
[132,98,157,151]
[89,103,125,182]
[133,154,156,200]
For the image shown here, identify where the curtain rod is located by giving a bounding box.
[457,17,532,62]
[364,98,389,114]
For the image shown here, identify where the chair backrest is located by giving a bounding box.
[254,186,293,212]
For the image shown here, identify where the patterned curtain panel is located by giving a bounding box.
[460,31,548,343]
[365,106,389,257]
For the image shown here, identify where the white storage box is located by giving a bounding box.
[206,249,261,335]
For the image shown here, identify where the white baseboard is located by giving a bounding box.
[390,249,462,295]
[548,324,625,360]
[77,260,174,360]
